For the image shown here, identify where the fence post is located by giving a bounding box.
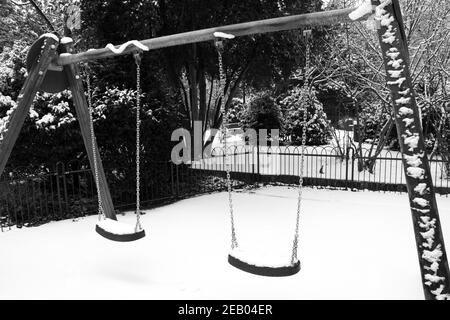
[61,163,70,216]
[345,147,355,189]
[350,147,355,186]
[251,145,255,182]
[245,146,250,184]
[175,164,180,199]
[55,162,64,219]
[345,147,351,189]
[233,146,237,174]
[256,140,261,182]
[170,162,175,198]
[346,147,356,190]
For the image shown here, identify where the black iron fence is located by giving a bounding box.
[1,145,449,231]
[0,160,248,231]
[191,145,450,193]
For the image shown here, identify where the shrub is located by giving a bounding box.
[241,93,284,136]
[279,86,331,145]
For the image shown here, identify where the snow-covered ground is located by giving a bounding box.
[1,186,450,299]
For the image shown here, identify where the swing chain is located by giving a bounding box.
[85,65,105,221]
[292,30,311,264]
[215,39,238,249]
[292,105,308,264]
[134,51,143,232]
[215,39,226,110]
[303,29,312,88]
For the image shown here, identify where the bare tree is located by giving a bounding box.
[314,0,450,173]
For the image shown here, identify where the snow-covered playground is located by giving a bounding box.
[1,186,449,300]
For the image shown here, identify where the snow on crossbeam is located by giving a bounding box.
[349,0,375,21]
[213,32,235,39]
[61,37,74,45]
[39,33,60,42]
[57,7,368,66]
[105,41,149,54]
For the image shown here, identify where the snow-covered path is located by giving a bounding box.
[1,186,450,299]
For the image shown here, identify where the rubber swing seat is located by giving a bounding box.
[95,218,145,242]
[228,250,300,277]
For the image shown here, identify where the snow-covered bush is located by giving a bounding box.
[0,93,18,143]
[279,86,331,146]
[225,97,246,124]
[0,86,152,169]
[241,93,284,140]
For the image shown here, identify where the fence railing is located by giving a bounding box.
[191,145,450,193]
[1,145,449,231]
[0,160,247,231]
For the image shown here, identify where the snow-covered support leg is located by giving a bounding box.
[61,39,117,220]
[372,0,450,300]
[0,35,59,177]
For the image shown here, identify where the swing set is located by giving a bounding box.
[1,0,449,299]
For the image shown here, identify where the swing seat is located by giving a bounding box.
[228,248,300,277]
[96,218,145,242]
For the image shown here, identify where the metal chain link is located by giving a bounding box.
[85,66,105,221]
[216,40,238,249]
[292,31,311,264]
[134,52,143,232]
[303,30,321,129]
[304,31,311,88]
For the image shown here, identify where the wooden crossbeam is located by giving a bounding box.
[56,7,368,66]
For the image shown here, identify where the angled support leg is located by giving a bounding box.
[373,0,450,300]
[62,41,117,220]
[0,35,59,177]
